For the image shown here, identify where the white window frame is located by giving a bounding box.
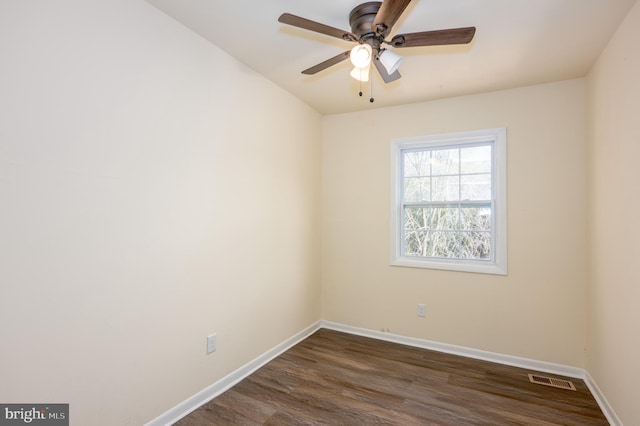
[390,128,507,275]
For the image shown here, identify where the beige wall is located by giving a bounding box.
[0,1,321,425]
[321,79,588,367]
[587,1,640,424]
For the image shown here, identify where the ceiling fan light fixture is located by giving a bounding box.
[350,65,371,82]
[379,49,403,75]
[350,43,373,69]
[278,2,477,101]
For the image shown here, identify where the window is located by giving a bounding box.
[390,128,507,275]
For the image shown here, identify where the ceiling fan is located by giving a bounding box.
[278,0,476,88]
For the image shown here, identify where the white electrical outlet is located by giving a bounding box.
[207,333,217,354]
[417,304,426,317]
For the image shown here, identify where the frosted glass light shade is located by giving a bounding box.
[350,44,373,69]
[379,49,403,74]
[350,65,371,81]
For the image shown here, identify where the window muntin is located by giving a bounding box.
[390,129,507,275]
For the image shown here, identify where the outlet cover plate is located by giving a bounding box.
[417,304,426,317]
[207,333,217,354]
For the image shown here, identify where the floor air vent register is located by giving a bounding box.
[528,374,577,391]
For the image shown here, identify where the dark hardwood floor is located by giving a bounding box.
[176,329,608,425]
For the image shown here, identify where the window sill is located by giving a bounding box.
[390,256,507,275]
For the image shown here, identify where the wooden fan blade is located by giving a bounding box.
[279,13,357,41]
[373,57,401,83]
[373,0,412,36]
[391,27,476,48]
[302,51,351,75]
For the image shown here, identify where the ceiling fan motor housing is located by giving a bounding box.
[349,2,384,49]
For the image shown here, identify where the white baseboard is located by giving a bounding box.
[144,321,322,426]
[320,321,585,378]
[146,320,621,426]
[583,370,622,426]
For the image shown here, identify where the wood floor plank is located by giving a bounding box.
[175,329,608,425]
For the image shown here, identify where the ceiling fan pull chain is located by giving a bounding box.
[359,71,363,97]
[370,78,374,103]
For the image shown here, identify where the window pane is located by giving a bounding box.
[404,230,429,257]
[460,231,492,259]
[403,151,430,177]
[431,149,459,176]
[403,207,430,231]
[461,174,491,200]
[431,176,459,201]
[430,207,459,231]
[461,145,492,174]
[460,207,492,231]
[403,177,430,202]
[431,232,459,258]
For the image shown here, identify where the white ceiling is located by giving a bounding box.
[146,0,637,115]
